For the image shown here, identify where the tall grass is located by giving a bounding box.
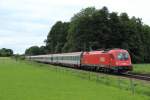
[133,64,150,74]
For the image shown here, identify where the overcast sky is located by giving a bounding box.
[0,0,150,54]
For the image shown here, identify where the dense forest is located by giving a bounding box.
[25,7,150,63]
[0,48,13,57]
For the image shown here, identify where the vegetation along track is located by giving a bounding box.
[52,63,150,82]
[78,67,150,81]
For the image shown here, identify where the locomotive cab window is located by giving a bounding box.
[117,52,129,60]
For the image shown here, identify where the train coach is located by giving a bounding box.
[26,48,132,73]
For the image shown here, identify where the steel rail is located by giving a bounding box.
[123,73,150,81]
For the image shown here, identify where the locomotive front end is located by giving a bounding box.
[110,49,133,73]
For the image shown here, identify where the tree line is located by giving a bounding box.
[25,46,48,55]
[0,48,13,57]
[25,7,150,63]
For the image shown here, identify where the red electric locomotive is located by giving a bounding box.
[81,49,132,73]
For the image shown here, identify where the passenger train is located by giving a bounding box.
[26,48,133,73]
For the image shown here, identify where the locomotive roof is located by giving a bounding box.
[86,49,127,54]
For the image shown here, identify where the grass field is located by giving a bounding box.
[0,58,149,100]
[133,64,150,74]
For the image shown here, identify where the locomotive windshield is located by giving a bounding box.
[117,52,129,60]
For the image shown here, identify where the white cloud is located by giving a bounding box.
[0,36,45,54]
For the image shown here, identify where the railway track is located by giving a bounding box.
[122,73,150,81]
[35,61,150,82]
[77,67,150,81]
[64,66,150,82]
[57,64,150,81]
[74,67,150,81]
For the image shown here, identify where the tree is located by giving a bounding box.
[46,21,69,53]
[63,7,150,63]
[39,46,49,54]
[42,6,150,63]
[63,7,97,52]
[0,48,13,57]
[25,46,41,55]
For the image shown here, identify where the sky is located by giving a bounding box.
[0,0,150,54]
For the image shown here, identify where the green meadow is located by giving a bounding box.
[133,64,150,74]
[0,58,149,100]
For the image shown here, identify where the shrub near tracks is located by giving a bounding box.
[0,58,149,100]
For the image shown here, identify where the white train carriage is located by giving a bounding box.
[28,54,52,63]
[26,52,82,67]
[52,52,82,66]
